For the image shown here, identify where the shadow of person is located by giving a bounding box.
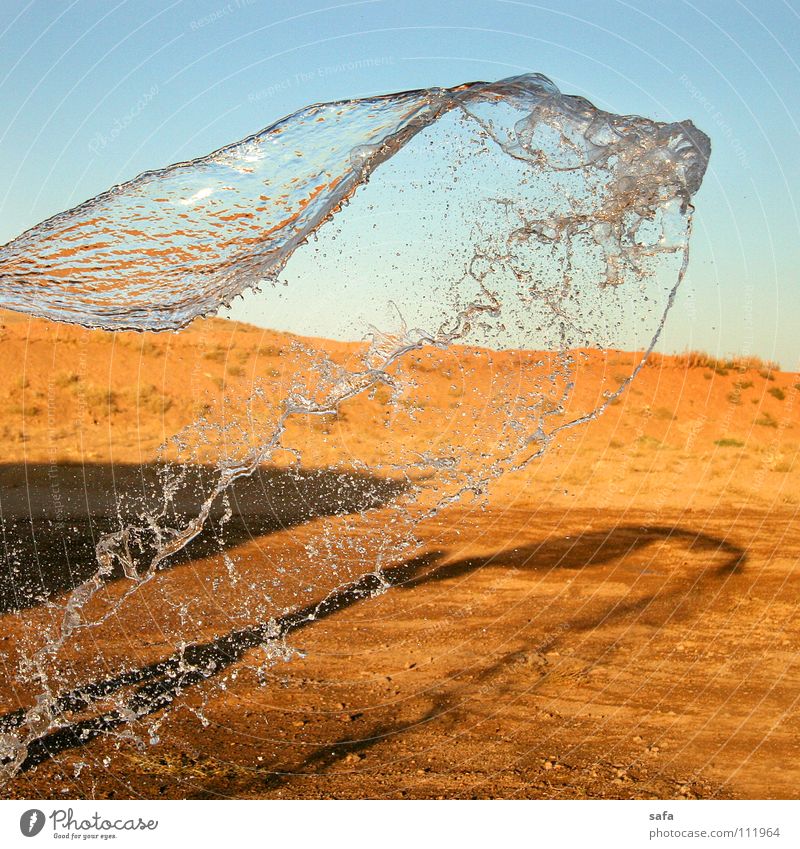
[0,461,407,614]
[0,522,745,776]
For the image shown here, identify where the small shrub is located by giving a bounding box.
[714,438,744,448]
[661,352,779,373]
[137,384,173,415]
[755,412,779,428]
[768,386,786,401]
[55,372,80,389]
[653,406,675,421]
[139,339,162,357]
[371,386,393,406]
[86,387,121,414]
[203,347,227,363]
[10,403,40,417]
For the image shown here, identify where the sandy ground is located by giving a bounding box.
[0,309,798,799]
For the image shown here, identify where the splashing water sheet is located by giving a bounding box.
[0,74,709,787]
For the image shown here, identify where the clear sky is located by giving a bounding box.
[0,0,797,366]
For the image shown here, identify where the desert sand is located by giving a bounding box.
[0,308,798,799]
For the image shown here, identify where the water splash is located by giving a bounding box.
[0,74,709,786]
[0,74,707,332]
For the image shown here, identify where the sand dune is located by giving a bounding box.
[0,309,798,799]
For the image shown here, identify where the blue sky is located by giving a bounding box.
[0,0,798,366]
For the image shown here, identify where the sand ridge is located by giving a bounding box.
[0,309,797,799]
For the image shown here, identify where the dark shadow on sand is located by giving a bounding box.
[0,461,407,615]
[0,521,746,776]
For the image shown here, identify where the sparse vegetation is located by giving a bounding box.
[139,339,162,357]
[203,347,228,363]
[647,351,780,373]
[136,384,174,415]
[10,403,40,417]
[54,371,81,389]
[768,386,786,401]
[755,412,779,428]
[371,385,394,405]
[653,406,675,421]
[410,357,439,374]
[85,386,121,415]
[647,351,779,373]
[728,378,755,405]
[714,438,744,448]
